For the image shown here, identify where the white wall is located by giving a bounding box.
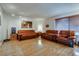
[0,10,47,39]
[0,7,56,40]
[46,18,55,30]
[0,7,2,40]
[7,16,33,38]
[0,7,8,41]
[7,16,56,38]
[6,15,47,38]
[33,18,46,32]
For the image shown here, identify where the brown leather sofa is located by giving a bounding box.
[17,30,38,40]
[41,30,75,46]
[41,30,58,41]
[56,30,75,45]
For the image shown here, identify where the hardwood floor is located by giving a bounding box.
[0,37,76,56]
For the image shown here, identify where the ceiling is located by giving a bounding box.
[1,3,79,18]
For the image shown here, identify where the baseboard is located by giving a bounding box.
[0,39,10,46]
[3,39,10,42]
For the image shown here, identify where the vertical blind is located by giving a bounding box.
[55,15,79,31]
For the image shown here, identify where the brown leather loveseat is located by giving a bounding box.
[41,30,75,46]
[41,30,58,41]
[17,30,38,40]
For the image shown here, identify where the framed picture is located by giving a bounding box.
[21,21,32,28]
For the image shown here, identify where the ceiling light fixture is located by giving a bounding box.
[11,14,15,16]
[19,16,22,18]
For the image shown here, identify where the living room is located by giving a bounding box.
[0,3,79,56]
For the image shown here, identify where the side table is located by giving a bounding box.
[37,32,42,36]
[10,34,17,40]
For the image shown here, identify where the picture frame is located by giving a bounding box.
[21,21,32,28]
